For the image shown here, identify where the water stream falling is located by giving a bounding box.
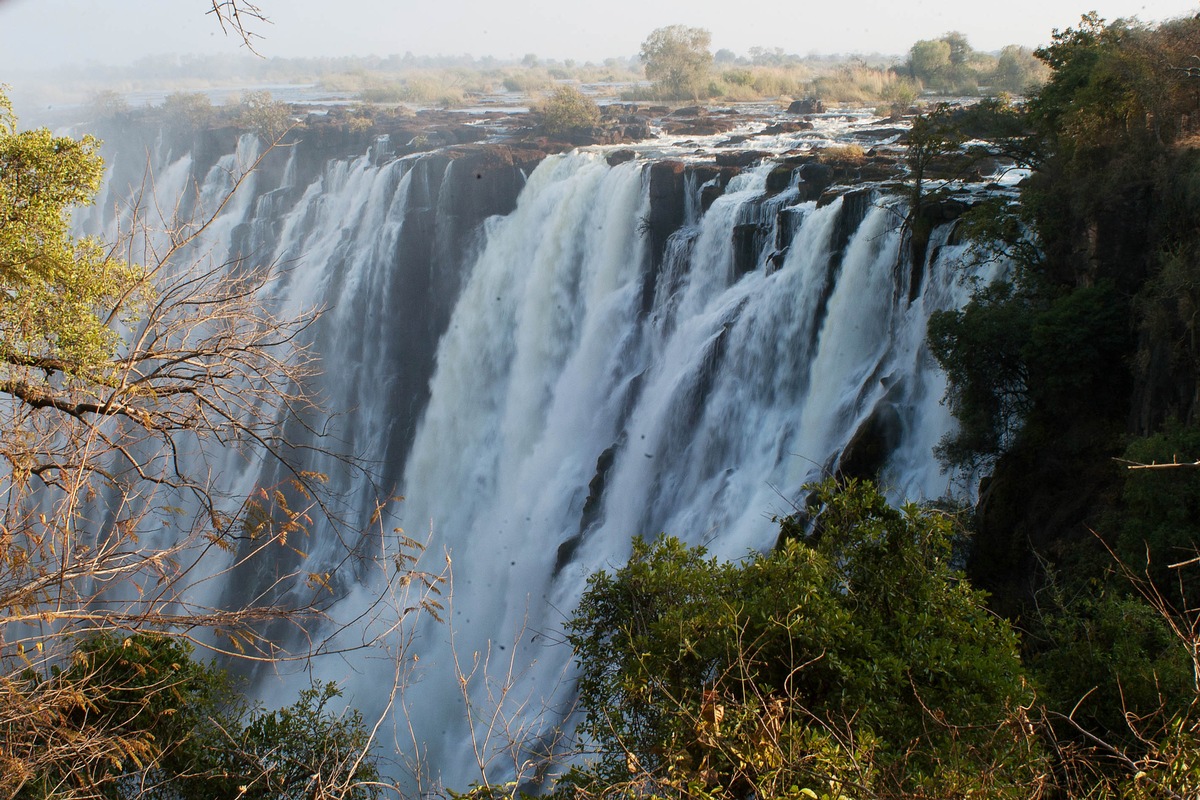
[80,124,1001,789]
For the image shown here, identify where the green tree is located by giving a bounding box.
[0,91,143,372]
[565,480,1043,799]
[927,280,1035,469]
[639,25,713,101]
[161,91,215,129]
[907,33,992,94]
[991,45,1048,94]
[942,31,971,67]
[536,85,601,136]
[907,38,952,90]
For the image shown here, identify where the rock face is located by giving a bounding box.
[557,121,654,146]
[715,150,771,168]
[837,398,904,482]
[643,160,688,309]
[787,98,826,115]
[658,107,745,136]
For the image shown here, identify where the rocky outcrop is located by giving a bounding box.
[658,107,744,136]
[837,397,903,482]
[787,98,826,115]
[761,120,815,135]
[556,121,654,146]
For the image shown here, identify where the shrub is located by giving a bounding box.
[536,86,600,136]
[235,89,291,141]
[4,633,382,800]
[501,68,555,93]
[817,143,866,164]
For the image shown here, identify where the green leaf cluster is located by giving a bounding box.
[929,280,1130,469]
[0,91,145,374]
[536,86,601,137]
[565,479,1040,799]
[639,26,714,101]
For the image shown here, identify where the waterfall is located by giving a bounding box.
[378,151,996,787]
[79,127,999,790]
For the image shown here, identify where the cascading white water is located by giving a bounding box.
[371,152,998,788]
[79,127,1001,790]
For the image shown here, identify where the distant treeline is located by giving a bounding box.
[13,28,1049,118]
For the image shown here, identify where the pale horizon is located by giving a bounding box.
[0,0,1197,74]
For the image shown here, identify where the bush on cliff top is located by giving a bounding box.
[536,85,601,136]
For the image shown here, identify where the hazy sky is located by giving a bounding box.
[0,0,1197,71]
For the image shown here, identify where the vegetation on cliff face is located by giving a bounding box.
[562,480,1042,800]
[923,11,1200,797]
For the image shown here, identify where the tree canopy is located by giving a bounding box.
[921,13,1200,797]
[639,25,713,100]
[564,480,1041,800]
[0,92,144,372]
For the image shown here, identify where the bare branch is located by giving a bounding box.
[206,0,271,54]
[1122,457,1200,470]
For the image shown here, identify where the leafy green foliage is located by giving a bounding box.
[1027,587,1192,752]
[188,681,382,800]
[0,91,145,373]
[928,282,1033,467]
[536,86,601,136]
[566,479,1042,799]
[926,13,1200,487]
[1116,424,1200,604]
[918,13,1200,795]
[639,26,714,101]
[905,32,1039,95]
[907,39,954,91]
[1120,717,1200,799]
[991,45,1048,94]
[5,634,227,798]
